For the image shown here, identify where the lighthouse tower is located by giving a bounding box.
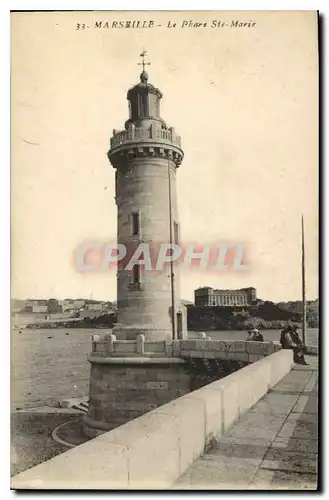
[83,55,191,437]
[108,52,186,341]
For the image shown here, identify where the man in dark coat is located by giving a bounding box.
[280,325,308,365]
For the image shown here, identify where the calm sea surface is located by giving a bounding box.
[11,327,319,410]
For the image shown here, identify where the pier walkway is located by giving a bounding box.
[174,355,318,490]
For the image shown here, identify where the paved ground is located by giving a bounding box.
[11,411,84,476]
[55,417,91,446]
[174,355,319,491]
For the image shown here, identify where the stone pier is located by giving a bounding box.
[83,334,282,437]
[83,334,191,437]
[12,349,298,489]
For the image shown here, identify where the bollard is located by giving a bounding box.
[172,339,180,357]
[91,334,100,352]
[164,337,173,357]
[107,333,117,354]
[136,334,145,355]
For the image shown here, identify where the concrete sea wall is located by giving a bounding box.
[11,350,293,490]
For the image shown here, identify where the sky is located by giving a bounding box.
[11,11,318,303]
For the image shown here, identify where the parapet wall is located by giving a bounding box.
[305,345,318,355]
[91,334,281,361]
[110,123,182,149]
[11,349,294,490]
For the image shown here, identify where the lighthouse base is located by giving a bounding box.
[82,357,191,438]
[111,324,188,341]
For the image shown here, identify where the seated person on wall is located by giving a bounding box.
[253,328,264,342]
[246,329,254,341]
[246,328,264,342]
[280,325,308,365]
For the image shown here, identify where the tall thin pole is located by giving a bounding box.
[302,215,307,346]
[168,159,176,340]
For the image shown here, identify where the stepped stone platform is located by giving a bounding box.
[174,355,318,490]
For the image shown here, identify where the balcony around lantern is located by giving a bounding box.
[110,123,182,150]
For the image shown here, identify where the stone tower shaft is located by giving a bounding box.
[107,69,186,341]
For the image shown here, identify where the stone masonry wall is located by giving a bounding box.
[187,358,248,391]
[115,157,183,340]
[83,361,191,437]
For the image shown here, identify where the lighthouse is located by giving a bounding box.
[83,53,190,437]
[108,51,186,341]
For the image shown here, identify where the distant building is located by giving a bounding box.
[307,299,319,314]
[28,299,47,306]
[11,299,26,313]
[243,287,257,304]
[73,300,85,309]
[194,286,257,307]
[32,305,48,313]
[86,303,102,311]
[47,298,62,313]
[79,310,103,319]
[63,300,85,312]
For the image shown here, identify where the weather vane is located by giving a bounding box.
[138,49,151,72]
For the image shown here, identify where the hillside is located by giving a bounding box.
[276,299,319,328]
[187,302,302,331]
